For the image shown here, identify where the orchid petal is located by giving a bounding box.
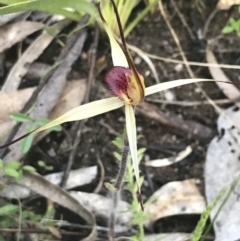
[103,22,128,67]
[145,79,214,96]
[125,104,140,188]
[34,97,124,133]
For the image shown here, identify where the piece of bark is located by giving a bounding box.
[136,101,214,140]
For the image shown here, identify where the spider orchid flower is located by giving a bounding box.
[0,0,214,193]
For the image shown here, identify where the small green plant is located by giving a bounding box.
[222,6,240,37]
[0,200,56,241]
[112,136,150,240]
[0,159,36,181]
[0,0,97,21]
[38,160,54,171]
[100,0,158,37]
[10,112,62,153]
[190,178,239,241]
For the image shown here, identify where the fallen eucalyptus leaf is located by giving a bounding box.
[35,79,86,142]
[0,87,35,124]
[205,103,240,241]
[0,12,24,26]
[0,21,43,53]
[206,44,240,101]
[21,171,97,241]
[69,191,132,225]
[145,145,192,167]
[0,166,97,199]
[1,19,71,92]
[145,233,191,241]
[4,26,87,162]
[217,0,240,9]
[45,166,97,190]
[0,80,86,143]
[144,179,206,229]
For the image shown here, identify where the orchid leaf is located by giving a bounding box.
[125,104,140,189]
[145,78,214,96]
[34,97,123,133]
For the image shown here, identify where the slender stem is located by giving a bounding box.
[109,128,129,241]
[114,131,129,189]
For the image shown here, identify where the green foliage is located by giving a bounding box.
[112,136,149,240]
[222,7,240,37]
[190,189,226,241]
[38,160,54,171]
[0,159,36,181]
[0,200,56,238]
[99,0,158,37]
[191,179,239,241]
[0,204,19,216]
[0,0,97,21]
[10,112,62,153]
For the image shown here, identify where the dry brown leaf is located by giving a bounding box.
[205,104,240,241]
[144,179,206,229]
[0,80,85,143]
[0,21,43,53]
[217,0,240,9]
[0,87,35,124]
[35,79,86,142]
[145,145,192,167]
[4,28,87,162]
[1,19,71,92]
[0,166,97,199]
[69,191,132,225]
[0,87,35,141]
[0,12,25,26]
[21,171,97,241]
[145,233,191,241]
[206,44,240,101]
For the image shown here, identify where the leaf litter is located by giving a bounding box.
[0,21,43,53]
[205,104,240,241]
[144,179,206,229]
[1,0,240,240]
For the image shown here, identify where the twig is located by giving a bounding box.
[99,120,122,136]
[0,228,86,236]
[127,43,240,70]
[146,98,233,106]
[202,8,218,39]
[60,23,99,188]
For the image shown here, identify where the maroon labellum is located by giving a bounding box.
[104,66,145,105]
